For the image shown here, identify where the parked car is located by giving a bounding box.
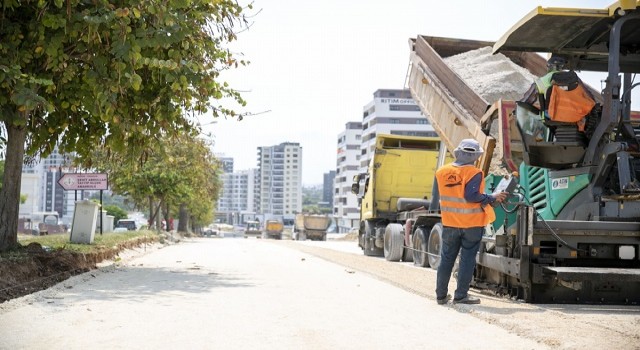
[204,225,219,237]
[115,219,138,231]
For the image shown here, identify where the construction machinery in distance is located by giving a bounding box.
[354,1,640,304]
[293,214,332,241]
[263,219,284,240]
[244,220,261,238]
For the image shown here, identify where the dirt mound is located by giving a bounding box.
[0,236,156,303]
[335,231,359,241]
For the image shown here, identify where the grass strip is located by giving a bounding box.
[16,230,158,254]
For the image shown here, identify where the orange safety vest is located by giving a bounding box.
[547,84,595,130]
[435,164,495,228]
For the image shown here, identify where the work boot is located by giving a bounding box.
[436,294,451,305]
[453,295,481,304]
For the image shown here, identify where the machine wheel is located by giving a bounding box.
[384,224,404,262]
[427,223,443,270]
[402,247,414,263]
[412,227,430,267]
[363,220,377,256]
[321,233,327,241]
[299,232,307,241]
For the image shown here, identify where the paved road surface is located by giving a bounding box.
[0,238,544,350]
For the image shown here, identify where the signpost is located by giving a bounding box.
[57,173,108,191]
[57,173,108,235]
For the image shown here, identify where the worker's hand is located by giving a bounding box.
[492,192,509,204]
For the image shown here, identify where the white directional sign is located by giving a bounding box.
[57,173,108,190]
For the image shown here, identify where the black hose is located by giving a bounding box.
[514,190,586,252]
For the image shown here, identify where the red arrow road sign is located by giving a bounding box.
[57,173,108,190]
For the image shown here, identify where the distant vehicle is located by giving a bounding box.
[115,219,138,231]
[293,214,331,241]
[263,220,284,240]
[204,225,218,237]
[244,221,261,238]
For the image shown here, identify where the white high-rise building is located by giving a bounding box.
[332,89,436,232]
[216,168,258,225]
[257,142,302,217]
[333,121,363,233]
[359,89,436,171]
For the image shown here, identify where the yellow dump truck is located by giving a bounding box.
[352,134,444,261]
[293,214,332,241]
[263,220,284,240]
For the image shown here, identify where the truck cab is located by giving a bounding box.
[352,134,442,257]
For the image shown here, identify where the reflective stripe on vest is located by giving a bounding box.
[435,164,495,228]
[440,196,485,213]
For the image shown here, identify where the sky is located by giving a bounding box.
[202,0,618,185]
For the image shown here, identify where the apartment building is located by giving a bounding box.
[216,168,258,225]
[332,89,436,232]
[257,142,302,217]
[359,89,436,171]
[217,155,234,174]
[322,171,336,204]
[333,121,362,233]
[20,148,81,225]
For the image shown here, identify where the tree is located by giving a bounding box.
[89,192,135,212]
[104,205,128,225]
[0,1,250,251]
[0,160,29,204]
[94,132,220,233]
[1,160,28,203]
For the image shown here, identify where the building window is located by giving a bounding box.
[389,104,420,111]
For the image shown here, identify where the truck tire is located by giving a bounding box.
[428,223,443,270]
[363,220,380,256]
[384,224,404,262]
[412,227,430,267]
[321,233,327,241]
[364,237,376,256]
[402,246,414,263]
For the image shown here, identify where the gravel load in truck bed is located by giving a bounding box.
[443,46,538,104]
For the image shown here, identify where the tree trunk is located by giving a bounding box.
[0,123,27,251]
[163,202,170,232]
[148,196,153,228]
[148,197,162,230]
[178,203,188,233]
[155,200,162,232]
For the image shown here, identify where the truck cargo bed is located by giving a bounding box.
[407,36,547,174]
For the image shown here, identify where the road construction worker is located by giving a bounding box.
[434,139,508,305]
[520,56,596,136]
[536,56,567,110]
[519,56,567,119]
